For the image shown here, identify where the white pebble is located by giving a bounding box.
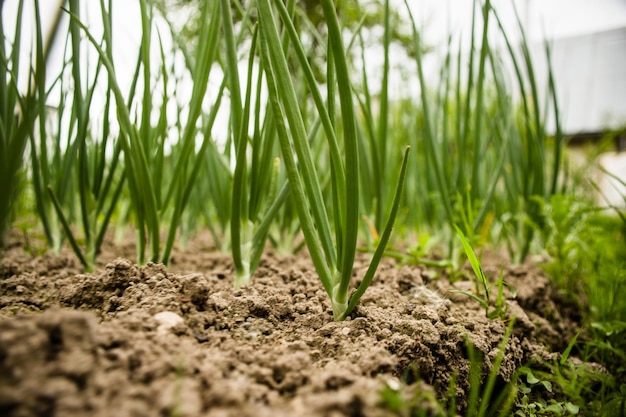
[153,311,185,335]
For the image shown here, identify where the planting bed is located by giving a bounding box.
[0,232,580,417]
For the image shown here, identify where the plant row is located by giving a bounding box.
[3,0,562,318]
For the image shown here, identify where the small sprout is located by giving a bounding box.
[451,225,514,319]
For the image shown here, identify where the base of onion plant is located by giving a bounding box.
[333,147,410,320]
[69,0,224,267]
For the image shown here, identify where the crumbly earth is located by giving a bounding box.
[0,232,581,417]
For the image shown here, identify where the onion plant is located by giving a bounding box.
[26,0,126,271]
[220,0,290,289]
[68,0,224,266]
[494,8,565,261]
[197,133,234,251]
[258,0,410,320]
[0,0,45,251]
[153,3,235,250]
[400,0,565,262]
[352,0,394,237]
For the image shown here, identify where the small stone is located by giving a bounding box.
[152,311,184,335]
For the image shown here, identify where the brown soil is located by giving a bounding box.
[0,232,581,417]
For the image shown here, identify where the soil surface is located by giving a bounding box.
[0,232,581,417]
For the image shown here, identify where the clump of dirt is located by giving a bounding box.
[0,233,580,417]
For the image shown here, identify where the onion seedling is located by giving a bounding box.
[68,0,224,265]
[221,1,290,289]
[0,0,45,251]
[258,0,410,320]
[400,0,564,261]
[30,0,126,271]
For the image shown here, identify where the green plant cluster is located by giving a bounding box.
[1,0,625,414]
[2,0,563,310]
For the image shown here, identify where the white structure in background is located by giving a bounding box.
[406,0,626,137]
[521,1,626,207]
[533,25,626,208]
[411,0,626,206]
[532,27,626,140]
[545,25,626,208]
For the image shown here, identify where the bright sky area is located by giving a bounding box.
[6,0,626,70]
[3,0,626,134]
[404,0,626,43]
